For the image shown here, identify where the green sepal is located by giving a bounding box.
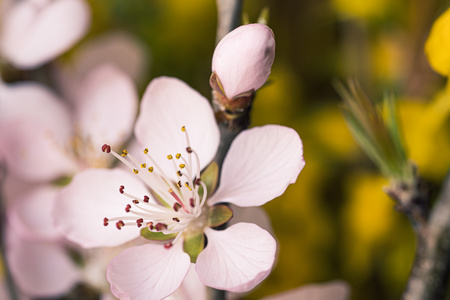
[183,231,205,263]
[208,204,233,228]
[140,227,177,241]
[199,161,219,197]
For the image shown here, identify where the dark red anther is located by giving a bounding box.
[102,144,111,153]
[172,217,180,222]
[136,218,144,227]
[147,222,154,230]
[132,199,139,204]
[186,147,193,153]
[190,198,195,207]
[143,195,149,203]
[116,220,125,230]
[173,203,181,212]
[119,185,125,194]
[164,242,173,249]
[103,217,109,226]
[125,204,131,213]
[195,178,201,185]
[155,223,168,231]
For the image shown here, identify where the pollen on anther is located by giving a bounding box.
[176,153,181,159]
[185,182,192,191]
[133,169,139,174]
[177,170,182,177]
[125,204,131,213]
[103,217,109,226]
[148,167,154,173]
[144,148,149,154]
[119,185,125,194]
[177,181,182,188]
[167,154,173,160]
[101,144,111,153]
[132,199,139,204]
[181,126,186,132]
[179,164,185,169]
[141,163,146,168]
[121,149,128,157]
[116,220,125,230]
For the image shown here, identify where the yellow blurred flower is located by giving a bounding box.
[425,7,450,76]
[332,0,390,20]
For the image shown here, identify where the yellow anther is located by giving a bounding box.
[177,170,182,177]
[143,148,149,154]
[141,163,147,168]
[133,169,139,174]
[177,181,182,188]
[121,149,128,157]
[179,164,185,169]
[167,154,173,160]
[185,182,192,191]
[176,153,181,159]
[168,188,174,193]
[148,167,154,173]
[181,126,186,132]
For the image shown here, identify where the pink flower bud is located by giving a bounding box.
[212,23,275,99]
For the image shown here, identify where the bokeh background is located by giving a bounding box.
[3,0,450,299]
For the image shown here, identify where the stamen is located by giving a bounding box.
[143,195,150,203]
[136,218,144,227]
[176,153,181,159]
[103,217,109,226]
[116,220,125,230]
[125,204,131,213]
[121,149,128,157]
[119,185,125,194]
[141,163,147,168]
[147,222,154,230]
[101,144,111,153]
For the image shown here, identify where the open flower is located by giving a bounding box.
[55,76,304,300]
[0,63,138,182]
[0,0,91,69]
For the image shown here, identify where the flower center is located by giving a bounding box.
[101,126,208,248]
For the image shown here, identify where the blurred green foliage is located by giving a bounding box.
[70,0,450,299]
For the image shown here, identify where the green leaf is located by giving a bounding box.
[183,231,204,263]
[208,204,233,228]
[140,227,177,241]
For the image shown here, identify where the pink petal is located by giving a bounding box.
[74,64,138,153]
[8,185,61,241]
[106,242,191,300]
[0,118,77,182]
[0,0,90,69]
[196,223,276,292]
[134,77,219,178]
[208,125,305,207]
[260,280,351,300]
[169,264,207,300]
[229,205,275,236]
[54,168,148,248]
[6,225,80,298]
[212,23,275,98]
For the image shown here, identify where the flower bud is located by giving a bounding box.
[211,23,275,99]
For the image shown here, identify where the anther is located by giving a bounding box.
[144,148,149,154]
[177,170,182,177]
[125,204,131,213]
[116,220,125,230]
[147,222,154,230]
[133,169,139,174]
[186,147,193,153]
[101,144,111,153]
[167,154,173,160]
[155,223,167,231]
[173,203,181,212]
[132,199,139,204]
[195,178,202,185]
[103,217,109,226]
[185,182,192,191]
[119,185,125,194]
[172,217,180,222]
[176,153,181,159]
[148,167,154,173]
[190,198,195,207]
[121,149,128,157]
[181,126,186,132]
[164,242,173,249]
[179,164,185,169]
[141,163,146,168]
[143,195,150,203]
[177,181,182,188]
[136,218,144,228]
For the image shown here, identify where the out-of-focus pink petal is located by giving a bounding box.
[168,264,207,300]
[72,31,149,85]
[212,23,275,98]
[0,0,90,69]
[134,77,219,178]
[229,205,275,236]
[208,125,304,207]
[8,185,61,241]
[6,225,80,298]
[74,64,138,153]
[0,119,77,182]
[196,223,276,292]
[106,242,190,300]
[260,280,351,300]
[54,168,148,248]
